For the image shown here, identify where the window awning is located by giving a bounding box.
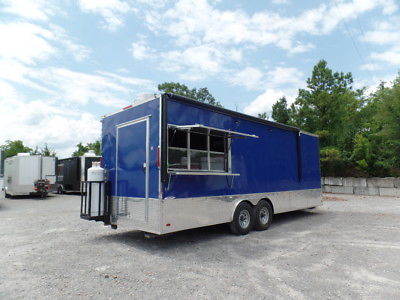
[169,124,259,138]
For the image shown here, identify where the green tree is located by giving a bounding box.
[31,144,57,156]
[257,112,268,120]
[72,141,101,157]
[41,144,57,156]
[158,82,221,107]
[271,97,291,124]
[362,74,400,176]
[0,140,32,158]
[290,60,364,152]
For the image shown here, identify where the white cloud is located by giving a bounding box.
[78,0,133,31]
[0,22,91,65]
[1,0,56,21]
[361,18,400,66]
[0,63,155,155]
[242,66,303,116]
[272,0,288,4]
[0,80,101,158]
[0,22,56,64]
[131,41,155,60]
[50,25,91,62]
[145,0,397,53]
[360,63,381,71]
[355,73,398,95]
[361,18,400,45]
[138,0,397,82]
[0,63,155,156]
[229,67,263,90]
[160,45,227,80]
[243,89,288,116]
[370,46,400,65]
[34,68,154,107]
[266,67,304,88]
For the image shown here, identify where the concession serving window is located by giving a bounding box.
[167,124,258,176]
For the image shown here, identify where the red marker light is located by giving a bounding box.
[122,105,132,110]
[166,223,171,227]
[156,146,160,168]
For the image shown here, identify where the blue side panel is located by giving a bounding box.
[102,99,160,199]
[116,121,146,197]
[164,99,321,199]
[300,133,321,188]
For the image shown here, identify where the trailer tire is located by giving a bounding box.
[253,200,273,231]
[230,202,253,235]
[57,186,63,194]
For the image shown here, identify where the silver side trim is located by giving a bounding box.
[158,96,163,234]
[116,115,152,129]
[300,131,319,137]
[161,188,322,234]
[112,188,322,235]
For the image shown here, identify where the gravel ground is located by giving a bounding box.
[0,192,399,299]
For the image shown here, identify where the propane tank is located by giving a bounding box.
[87,161,105,217]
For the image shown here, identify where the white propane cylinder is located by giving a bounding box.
[87,162,105,217]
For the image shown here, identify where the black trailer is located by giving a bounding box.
[56,155,100,193]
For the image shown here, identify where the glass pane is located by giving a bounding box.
[210,135,225,152]
[190,150,208,170]
[168,148,187,169]
[169,128,187,148]
[190,132,207,151]
[210,153,226,171]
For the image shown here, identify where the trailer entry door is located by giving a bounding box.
[116,116,150,221]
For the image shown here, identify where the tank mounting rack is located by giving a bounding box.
[80,181,110,224]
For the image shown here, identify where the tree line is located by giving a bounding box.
[267,60,400,177]
[0,140,100,158]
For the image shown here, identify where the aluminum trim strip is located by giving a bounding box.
[116,115,152,129]
[169,124,259,138]
[168,171,240,176]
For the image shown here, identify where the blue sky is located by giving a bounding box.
[0,0,399,157]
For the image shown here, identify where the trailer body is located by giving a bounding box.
[4,154,56,196]
[0,149,4,177]
[56,155,100,193]
[88,94,321,234]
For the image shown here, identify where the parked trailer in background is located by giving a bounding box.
[0,150,4,192]
[4,154,56,197]
[56,151,101,194]
[81,93,322,235]
[0,150,4,177]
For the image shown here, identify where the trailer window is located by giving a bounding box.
[169,129,187,148]
[168,127,229,172]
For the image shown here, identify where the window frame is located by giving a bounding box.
[167,126,231,174]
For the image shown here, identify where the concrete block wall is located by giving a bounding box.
[322,177,400,197]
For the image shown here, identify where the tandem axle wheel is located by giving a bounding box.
[230,200,273,235]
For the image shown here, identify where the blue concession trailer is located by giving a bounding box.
[81,93,321,235]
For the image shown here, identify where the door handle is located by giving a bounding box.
[142,162,147,171]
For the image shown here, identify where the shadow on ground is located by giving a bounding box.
[93,209,325,252]
[3,194,57,200]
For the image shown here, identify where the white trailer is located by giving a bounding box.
[4,153,56,197]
